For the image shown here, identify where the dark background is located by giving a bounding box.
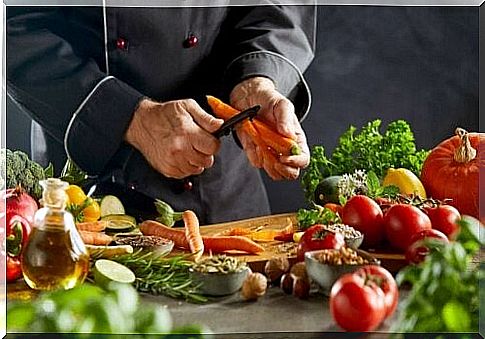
[6,6,480,214]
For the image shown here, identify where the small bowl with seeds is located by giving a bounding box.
[113,235,174,256]
[322,223,364,249]
[305,246,379,295]
[189,255,250,296]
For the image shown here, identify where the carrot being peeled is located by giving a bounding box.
[183,210,204,261]
[251,118,301,156]
[206,95,239,120]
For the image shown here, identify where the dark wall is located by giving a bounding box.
[7,6,479,214]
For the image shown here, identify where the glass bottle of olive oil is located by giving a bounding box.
[21,178,89,290]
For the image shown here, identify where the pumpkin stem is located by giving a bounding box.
[454,128,476,163]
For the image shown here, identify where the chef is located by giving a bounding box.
[6,3,316,224]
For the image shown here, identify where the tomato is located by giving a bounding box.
[356,265,399,318]
[330,272,387,332]
[405,229,449,264]
[296,225,345,261]
[424,205,461,240]
[342,195,384,248]
[383,204,432,252]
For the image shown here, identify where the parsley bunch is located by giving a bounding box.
[301,119,429,203]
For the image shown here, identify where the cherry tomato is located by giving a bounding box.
[330,271,387,332]
[424,205,461,240]
[6,256,22,282]
[355,265,399,318]
[405,229,449,264]
[296,225,345,261]
[383,204,432,252]
[342,195,384,248]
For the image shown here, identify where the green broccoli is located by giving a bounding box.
[0,148,52,200]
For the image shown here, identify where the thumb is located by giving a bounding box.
[186,100,224,133]
[273,98,297,139]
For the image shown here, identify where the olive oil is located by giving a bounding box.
[21,178,89,290]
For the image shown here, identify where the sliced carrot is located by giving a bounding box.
[76,220,108,232]
[206,95,239,120]
[203,236,264,254]
[140,220,189,249]
[79,231,112,245]
[222,227,254,236]
[251,118,300,156]
[183,210,204,261]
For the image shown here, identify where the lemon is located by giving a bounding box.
[382,168,427,198]
[293,231,305,243]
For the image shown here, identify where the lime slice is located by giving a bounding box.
[100,195,125,217]
[93,259,136,288]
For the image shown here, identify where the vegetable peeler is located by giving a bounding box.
[212,105,261,138]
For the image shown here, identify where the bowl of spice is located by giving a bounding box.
[321,223,363,249]
[114,235,174,256]
[190,255,250,296]
[305,247,379,295]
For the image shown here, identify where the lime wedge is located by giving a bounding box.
[100,195,125,217]
[93,259,136,288]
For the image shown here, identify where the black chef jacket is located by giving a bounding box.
[7,5,315,224]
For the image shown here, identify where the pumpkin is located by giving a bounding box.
[420,128,484,221]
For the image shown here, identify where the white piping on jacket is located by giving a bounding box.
[63,75,115,166]
[103,0,110,75]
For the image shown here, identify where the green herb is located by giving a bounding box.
[296,204,341,231]
[96,250,208,303]
[154,199,183,227]
[60,156,88,186]
[392,216,483,334]
[301,120,429,203]
[7,283,206,336]
[365,171,400,199]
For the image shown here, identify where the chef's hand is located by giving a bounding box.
[230,77,310,180]
[125,98,224,179]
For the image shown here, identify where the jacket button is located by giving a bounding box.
[183,34,198,48]
[116,37,128,50]
[183,178,193,191]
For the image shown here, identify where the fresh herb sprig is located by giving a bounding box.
[301,119,429,203]
[93,250,207,303]
[297,204,341,231]
[392,217,483,333]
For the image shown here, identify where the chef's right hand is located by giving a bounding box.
[125,98,224,179]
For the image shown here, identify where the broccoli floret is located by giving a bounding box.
[0,148,48,200]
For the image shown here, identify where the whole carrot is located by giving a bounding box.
[203,236,264,254]
[139,220,189,249]
[79,230,112,245]
[183,210,204,261]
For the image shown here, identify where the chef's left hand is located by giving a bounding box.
[230,77,310,180]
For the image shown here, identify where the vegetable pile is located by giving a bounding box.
[301,119,429,203]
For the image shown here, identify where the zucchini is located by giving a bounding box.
[102,214,137,232]
[100,195,125,217]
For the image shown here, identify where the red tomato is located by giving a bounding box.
[330,272,387,332]
[342,195,384,248]
[296,225,345,261]
[405,229,449,264]
[424,205,461,240]
[355,265,399,318]
[383,204,432,252]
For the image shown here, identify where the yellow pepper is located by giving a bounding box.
[382,168,427,199]
[65,185,101,223]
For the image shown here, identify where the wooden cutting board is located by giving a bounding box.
[197,213,407,274]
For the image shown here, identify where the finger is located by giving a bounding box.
[261,152,285,181]
[190,131,221,156]
[273,98,297,139]
[185,99,224,133]
[237,129,262,168]
[274,162,301,180]
[188,150,215,169]
[280,152,310,169]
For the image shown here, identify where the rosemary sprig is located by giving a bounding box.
[91,249,208,303]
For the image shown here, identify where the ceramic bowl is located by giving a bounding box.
[190,266,250,297]
[305,249,380,295]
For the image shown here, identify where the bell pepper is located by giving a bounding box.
[65,184,101,223]
[5,212,31,282]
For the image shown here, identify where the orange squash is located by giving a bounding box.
[420,128,484,220]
